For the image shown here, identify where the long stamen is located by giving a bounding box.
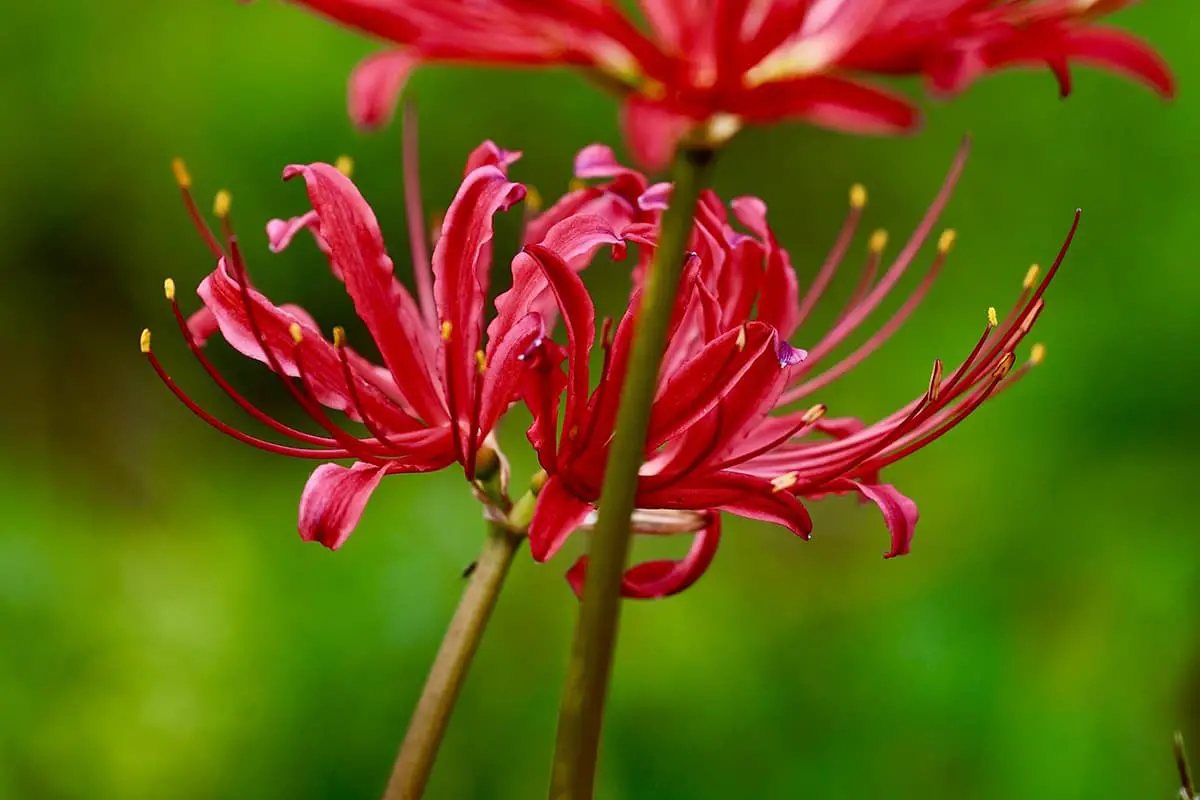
[707,403,827,471]
[464,350,487,480]
[289,326,388,465]
[852,363,1012,477]
[142,329,351,459]
[793,363,947,489]
[790,140,970,384]
[333,326,403,452]
[164,277,339,447]
[793,183,866,328]
[835,229,886,324]
[440,321,467,467]
[784,229,955,402]
[172,158,224,259]
[227,239,390,460]
[402,103,437,327]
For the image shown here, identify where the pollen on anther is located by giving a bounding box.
[771,472,799,493]
[171,158,192,189]
[140,328,152,353]
[987,306,998,327]
[440,321,453,341]
[993,353,1016,378]
[213,190,232,219]
[475,350,487,374]
[289,323,303,345]
[335,155,354,177]
[938,229,957,253]
[869,229,888,253]
[332,326,346,349]
[802,404,827,424]
[1024,264,1041,289]
[525,186,543,212]
[928,359,944,401]
[164,278,176,301]
[1030,343,1046,365]
[849,184,867,209]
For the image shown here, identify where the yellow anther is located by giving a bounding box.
[937,229,957,254]
[735,326,747,352]
[987,306,998,327]
[475,350,487,374]
[568,178,587,193]
[332,326,346,349]
[164,278,176,302]
[849,183,867,209]
[440,321,453,341]
[770,472,799,493]
[140,328,152,353]
[1030,343,1046,366]
[335,155,354,177]
[525,185,543,213]
[869,229,888,253]
[928,358,944,402]
[802,404,827,425]
[530,469,549,495]
[171,158,192,189]
[992,352,1016,379]
[289,323,303,344]
[642,78,667,101]
[213,190,231,219]
[1023,264,1040,289]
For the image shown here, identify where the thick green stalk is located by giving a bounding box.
[548,144,716,799]
[382,519,522,800]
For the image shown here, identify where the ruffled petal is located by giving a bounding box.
[519,244,597,434]
[266,211,323,255]
[298,462,390,550]
[528,475,593,562]
[432,164,526,421]
[197,260,422,432]
[348,49,419,130]
[638,472,813,539]
[478,311,545,436]
[822,478,918,558]
[736,75,920,133]
[282,162,446,424]
[565,512,722,599]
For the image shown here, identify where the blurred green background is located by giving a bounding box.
[1,2,1196,798]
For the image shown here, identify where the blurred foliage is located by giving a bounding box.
[1,1,1197,798]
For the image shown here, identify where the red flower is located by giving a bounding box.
[143,142,537,550]
[516,140,1074,598]
[283,0,1172,165]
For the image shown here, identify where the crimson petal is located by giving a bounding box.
[565,513,722,599]
[528,475,593,562]
[298,461,390,550]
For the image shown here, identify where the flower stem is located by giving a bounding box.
[382,518,522,800]
[548,143,716,799]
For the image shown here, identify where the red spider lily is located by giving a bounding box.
[517,139,1073,598]
[142,142,543,550]
[281,0,1172,166]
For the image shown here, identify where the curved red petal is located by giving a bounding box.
[348,49,419,130]
[528,475,593,562]
[566,512,722,599]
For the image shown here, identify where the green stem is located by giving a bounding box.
[548,144,716,799]
[382,519,522,800]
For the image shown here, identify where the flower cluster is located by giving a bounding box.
[284,0,1173,165]
[145,133,1072,598]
